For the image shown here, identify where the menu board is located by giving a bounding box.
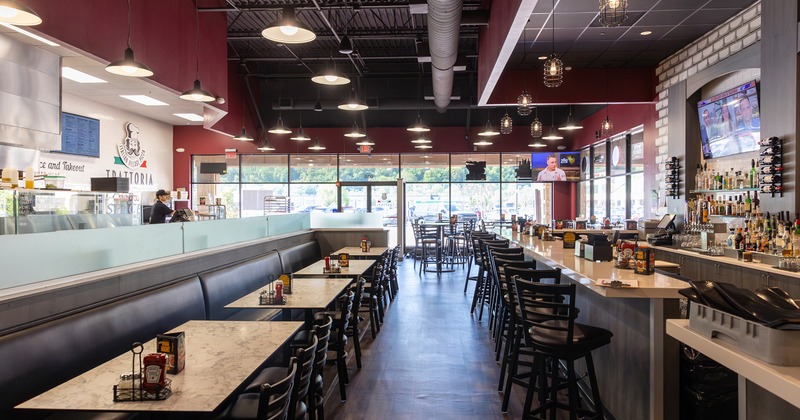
[59,113,100,157]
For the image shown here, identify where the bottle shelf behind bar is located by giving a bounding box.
[690,188,759,193]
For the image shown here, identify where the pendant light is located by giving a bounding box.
[531,105,543,138]
[308,138,326,151]
[106,0,153,77]
[338,86,368,111]
[0,0,42,25]
[344,120,366,138]
[356,137,375,146]
[558,106,583,130]
[474,137,493,146]
[500,113,513,135]
[599,0,628,27]
[543,108,563,140]
[338,6,354,54]
[180,2,214,102]
[411,136,431,144]
[543,0,563,88]
[233,97,254,141]
[529,138,547,148]
[291,116,311,141]
[479,110,500,137]
[311,57,350,85]
[257,130,275,151]
[314,86,323,111]
[414,144,433,149]
[408,74,430,132]
[269,74,292,134]
[601,65,614,136]
[262,7,316,44]
[517,27,533,116]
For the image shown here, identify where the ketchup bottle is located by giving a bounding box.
[275,282,283,302]
[324,256,331,270]
[142,353,168,392]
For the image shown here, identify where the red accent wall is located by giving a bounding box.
[477,0,524,102]
[27,0,229,110]
[552,182,575,220]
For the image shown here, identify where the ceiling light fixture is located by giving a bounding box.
[558,106,583,130]
[500,113,513,135]
[474,138,493,146]
[414,144,433,149]
[601,65,614,137]
[640,30,652,36]
[173,113,204,122]
[233,97,253,141]
[531,102,543,137]
[356,138,375,146]
[268,116,291,134]
[407,113,430,132]
[314,100,323,111]
[517,27,533,116]
[62,67,107,84]
[119,94,167,106]
[180,2,214,102]
[478,116,500,137]
[0,21,57,45]
[543,107,563,140]
[311,57,350,85]
[308,138,326,151]
[344,121,366,138]
[257,130,275,151]
[529,138,547,148]
[411,136,431,144]
[0,0,41,25]
[106,0,153,78]
[338,86,368,111]
[262,7,316,44]
[291,126,311,141]
[543,0,563,88]
[599,0,627,27]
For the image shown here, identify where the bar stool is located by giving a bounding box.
[514,278,612,420]
[464,232,495,293]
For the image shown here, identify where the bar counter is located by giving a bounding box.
[498,230,685,420]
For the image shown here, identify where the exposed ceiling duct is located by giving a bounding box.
[427,0,463,112]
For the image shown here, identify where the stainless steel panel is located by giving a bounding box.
[0,143,39,168]
[0,57,60,104]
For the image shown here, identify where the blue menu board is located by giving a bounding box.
[59,112,100,157]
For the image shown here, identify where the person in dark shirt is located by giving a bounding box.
[149,189,175,224]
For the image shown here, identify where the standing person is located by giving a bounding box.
[149,189,175,224]
[537,154,567,181]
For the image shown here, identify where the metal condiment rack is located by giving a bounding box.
[112,342,172,402]
[259,293,286,305]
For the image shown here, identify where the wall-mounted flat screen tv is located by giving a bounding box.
[697,80,760,159]
[531,152,580,182]
[59,112,100,158]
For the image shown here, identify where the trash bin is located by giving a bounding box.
[680,344,738,420]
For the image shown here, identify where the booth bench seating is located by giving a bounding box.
[0,240,322,419]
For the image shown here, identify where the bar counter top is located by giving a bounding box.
[501,231,686,299]
[652,244,800,279]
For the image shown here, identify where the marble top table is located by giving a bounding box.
[225,277,353,323]
[332,246,388,259]
[293,259,375,278]
[16,320,303,413]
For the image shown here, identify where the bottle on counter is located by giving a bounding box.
[25,167,34,189]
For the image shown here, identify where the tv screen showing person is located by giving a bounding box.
[536,154,566,181]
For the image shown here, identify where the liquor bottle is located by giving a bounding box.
[725,196,733,216]
[760,165,782,175]
[760,146,780,156]
[760,174,782,184]
[701,198,709,223]
[794,220,800,257]
[695,164,702,190]
[665,158,679,170]
[760,185,783,193]
[749,159,758,188]
[759,137,780,147]
[744,192,752,214]
[759,155,780,165]
[722,171,729,190]
[753,192,760,215]
[735,227,743,250]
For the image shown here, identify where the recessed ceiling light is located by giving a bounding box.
[538,56,548,60]
[62,67,107,83]
[0,22,58,46]
[175,147,185,153]
[119,95,168,106]
[640,30,652,36]
[173,113,204,122]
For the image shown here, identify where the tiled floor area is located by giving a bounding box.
[324,257,527,419]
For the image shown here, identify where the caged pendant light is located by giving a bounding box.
[106,0,153,77]
[601,65,614,136]
[517,26,533,116]
[180,1,214,102]
[543,0,563,88]
[599,0,628,28]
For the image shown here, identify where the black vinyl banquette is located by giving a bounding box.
[0,240,322,419]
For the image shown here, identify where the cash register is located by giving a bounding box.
[647,213,677,246]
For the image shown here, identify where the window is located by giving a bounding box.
[339,154,399,181]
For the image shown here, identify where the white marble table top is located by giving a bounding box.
[499,231,686,299]
[667,319,800,410]
[225,277,353,309]
[293,259,375,278]
[332,246,388,258]
[17,320,303,413]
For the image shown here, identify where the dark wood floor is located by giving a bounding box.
[323,257,527,420]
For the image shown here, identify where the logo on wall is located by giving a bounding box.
[115,122,147,169]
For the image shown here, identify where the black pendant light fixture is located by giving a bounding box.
[338,5,354,54]
[308,138,326,151]
[311,56,351,86]
[478,110,500,137]
[0,0,42,25]
[180,1,214,102]
[408,74,430,132]
[543,0,563,88]
[338,80,368,111]
[257,130,275,151]
[262,7,316,44]
[291,114,311,141]
[269,73,292,135]
[106,0,153,77]
[542,107,564,141]
[233,98,254,141]
[559,105,583,131]
[599,0,628,27]
[344,118,366,138]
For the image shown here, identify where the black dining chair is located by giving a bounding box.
[222,357,298,420]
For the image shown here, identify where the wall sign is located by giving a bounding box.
[116,122,147,169]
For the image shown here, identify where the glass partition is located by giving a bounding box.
[183,217,268,252]
[310,212,382,228]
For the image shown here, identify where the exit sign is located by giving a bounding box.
[225,151,237,159]
[359,145,373,153]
